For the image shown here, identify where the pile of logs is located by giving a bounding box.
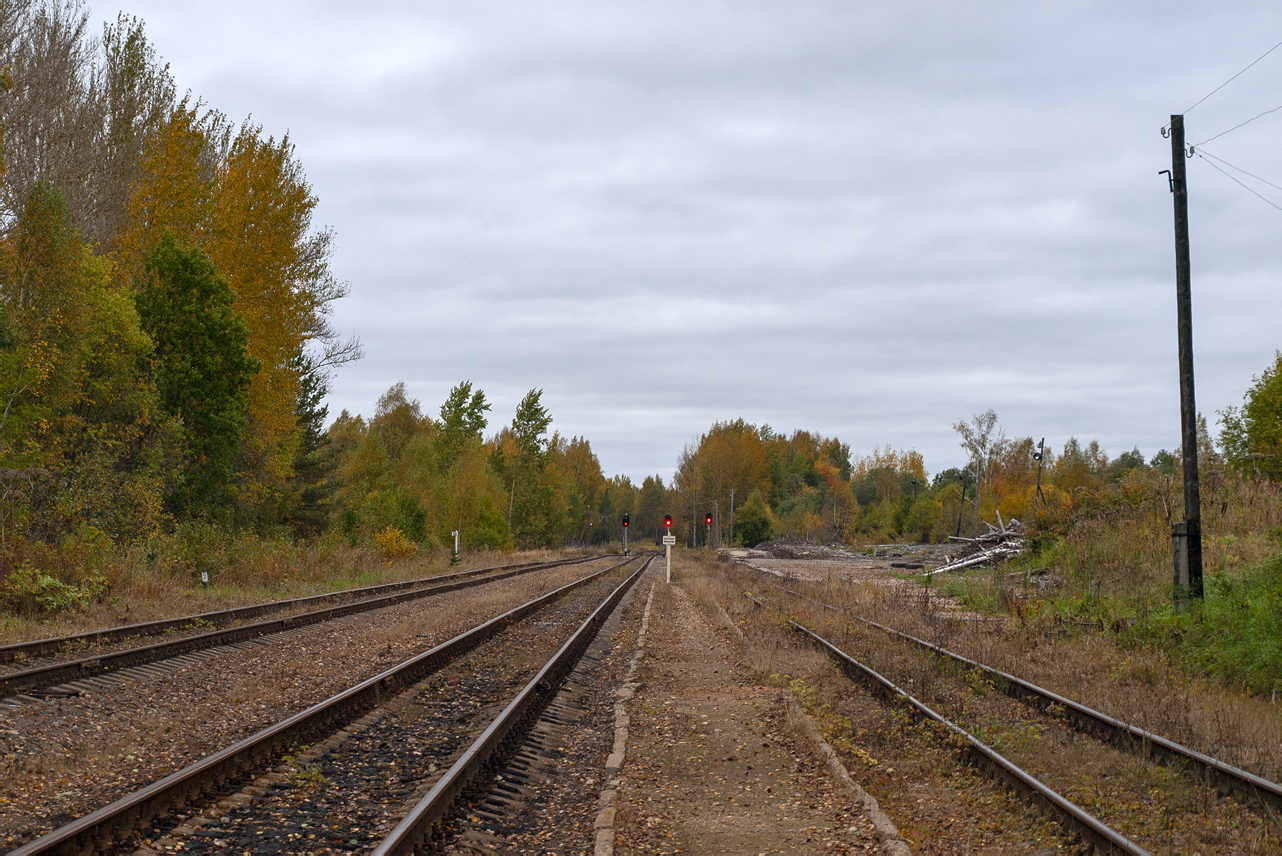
[925,513,1026,577]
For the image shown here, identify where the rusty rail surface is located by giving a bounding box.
[9,555,646,856]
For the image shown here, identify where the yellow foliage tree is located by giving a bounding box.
[116,106,357,523]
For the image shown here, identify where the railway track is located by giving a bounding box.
[9,554,652,854]
[739,565,1282,852]
[0,555,599,701]
[0,556,594,668]
[746,592,1146,854]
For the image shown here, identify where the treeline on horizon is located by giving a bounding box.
[655,413,1187,549]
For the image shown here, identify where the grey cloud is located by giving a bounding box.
[122,0,1282,478]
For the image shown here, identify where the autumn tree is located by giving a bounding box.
[0,182,179,541]
[134,234,258,520]
[115,104,360,526]
[0,1,102,235]
[437,380,489,473]
[501,388,561,547]
[436,381,507,549]
[1221,352,1282,481]
[206,125,359,521]
[562,436,604,542]
[693,419,772,545]
[632,474,666,542]
[952,410,1006,535]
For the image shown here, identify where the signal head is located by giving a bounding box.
[664,514,672,528]
[622,513,629,527]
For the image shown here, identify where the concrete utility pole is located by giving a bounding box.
[729,488,735,547]
[713,500,719,550]
[1165,114,1204,603]
[690,493,697,549]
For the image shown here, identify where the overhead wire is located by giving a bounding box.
[1193,102,1282,148]
[1180,41,1282,117]
[1195,152,1282,212]
[1196,148,1282,193]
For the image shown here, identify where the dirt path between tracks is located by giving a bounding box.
[613,573,883,854]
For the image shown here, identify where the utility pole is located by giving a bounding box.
[713,500,719,550]
[954,469,969,539]
[729,488,735,547]
[1163,114,1203,603]
[691,493,697,548]
[972,459,982,536]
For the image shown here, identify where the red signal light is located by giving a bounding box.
[664,515,672,528]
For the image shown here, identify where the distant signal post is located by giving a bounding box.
[663,515,675,583]
[622,513,629,555]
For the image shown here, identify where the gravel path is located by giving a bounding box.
[1,559,619,849]
[614,577,883,854]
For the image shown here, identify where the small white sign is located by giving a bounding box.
[662,535,676,546]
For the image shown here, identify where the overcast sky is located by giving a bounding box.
[116,1,1282,482]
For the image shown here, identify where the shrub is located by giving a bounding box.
[0,565,107,615]
[373,526,416,560]
[735,490,774,546]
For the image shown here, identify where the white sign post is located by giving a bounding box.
[662,533,676,583]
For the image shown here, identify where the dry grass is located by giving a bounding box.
[1026,471,1282,608]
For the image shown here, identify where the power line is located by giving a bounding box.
[1181,40,1282,117]
[1196,152,1282,212]
[1196,148,1282,193]
[1193,102,1282,148]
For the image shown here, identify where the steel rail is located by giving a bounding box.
[744,593,1148,855]
[756,571,1282,815]
[0,556,597,665]
[6,555,647,856]
[1,556,601,697]
[373,556,653,855]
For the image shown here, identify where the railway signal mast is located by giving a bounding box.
[663,514,675,583]
[622,513,629,555]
